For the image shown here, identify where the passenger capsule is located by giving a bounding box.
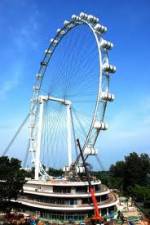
[100,39,114,50]
[64,20,70,26]
[93,121,108,130]
[50,38,58,46]
[60,29,66,35]
[33,85,40,91]
[71,15,80,21]
[84,147,97,155]
[41,61,47,66]
[45,49,52,54]
[87,15,94,22]
[94,24,107,33]
[76,166,85,173]
[87,15,98,23]
[56,28,61,33]
[101,92,115,101]
[101,25,107,32]
[71,15,78,20]
[103,64,116,73]
[36,73,43,80]
[79,12,88,19]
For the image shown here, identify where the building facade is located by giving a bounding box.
[18,178,118,223]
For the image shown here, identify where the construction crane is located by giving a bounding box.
[76,139,104,224]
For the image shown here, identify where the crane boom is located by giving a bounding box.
[76,139,103,223]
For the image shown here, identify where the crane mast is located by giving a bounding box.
[76,139,103,224]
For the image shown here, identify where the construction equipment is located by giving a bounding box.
[77,139,104,224]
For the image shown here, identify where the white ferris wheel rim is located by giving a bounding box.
[29,12,116,176]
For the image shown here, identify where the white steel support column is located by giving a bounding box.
[66,104,72,167]
[33,95,72,179]
[35,99,45,180]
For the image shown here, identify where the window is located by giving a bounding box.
[76,186,87,193]
[53,186,71,193]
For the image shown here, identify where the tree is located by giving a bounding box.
[0,156,26,211]
[124,153,150,189]
[109,152,150,193]
[48,167,63,177]
[131,184,150,203]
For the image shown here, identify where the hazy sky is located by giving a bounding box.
[0,0,150,169]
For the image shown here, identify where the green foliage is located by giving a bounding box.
[131,184,150,217]
[92,152,150,217]
[109,152,150,193]
[92,171,110,186]
[48,167,63,177]
[124,153,150,187]
[24,166,63,178]
[24,167,35,178]
[0,156,26,211]
[131,184,150,202]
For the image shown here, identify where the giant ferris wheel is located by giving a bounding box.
[29,12,116,180]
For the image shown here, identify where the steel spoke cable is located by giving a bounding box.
[61,28,81,97]
[42,102,58,166]
[47,104,64,168]
[95,154,105,171]
[44,108,58,167]
[47,28,76,96]
[70,107,78,158]
[23,139,30,168]
[73,117,91,148]
[45,107,55,167]
[63,27,89,95]
[41,102,49,164]
[2,113,30,156]
[67,36,97,89]
[68,56,98,94]
[65,65,98,100]
[47,25,95,101]
[46,105,62,167]
[52,108,66,167]
[58,110,67,167]
[72,108,87,138]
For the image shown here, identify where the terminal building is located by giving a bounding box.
[18,178,118,223]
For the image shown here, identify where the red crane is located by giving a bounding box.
[77,139,103,224]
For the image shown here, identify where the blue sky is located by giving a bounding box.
[0,0,150,169]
